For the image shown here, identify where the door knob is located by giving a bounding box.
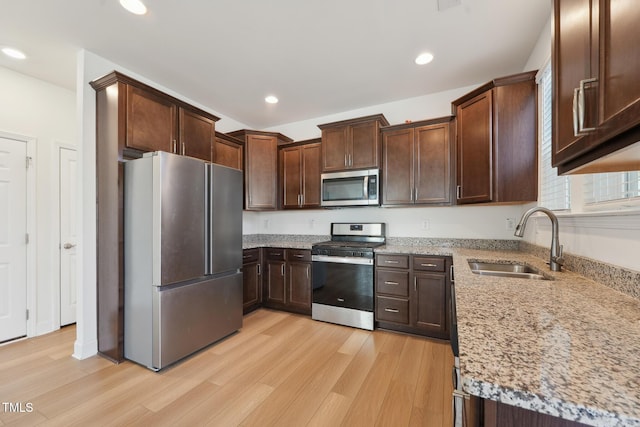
[63,243,76,249]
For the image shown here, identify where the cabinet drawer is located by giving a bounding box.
[376,296,409,324]
[242,248,260,264]
[265,248,285,261]
[286,249,311,262]
[376,270,409,297]
[413,256,446,272]
[376,254,410,269]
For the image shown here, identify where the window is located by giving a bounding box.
[537,62,570,211]
[584,172,640,205]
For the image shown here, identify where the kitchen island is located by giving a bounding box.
[447,247,639,427]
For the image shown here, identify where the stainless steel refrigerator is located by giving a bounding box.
[123,151,243,371]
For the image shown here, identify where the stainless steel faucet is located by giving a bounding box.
[514,207,564,271]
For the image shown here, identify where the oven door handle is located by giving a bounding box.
[312,255,373,265]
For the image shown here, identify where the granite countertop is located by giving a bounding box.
[451,248,640,427]
[242,241,315,250]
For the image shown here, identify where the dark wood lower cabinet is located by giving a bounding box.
[482,399,590,427]
[262,248,312,315]
[242,248,261,314]
[375,253,451,339]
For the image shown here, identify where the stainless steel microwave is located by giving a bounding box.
[321,169,379,207]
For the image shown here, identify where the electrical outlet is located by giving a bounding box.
[422,219,430,230]
[505,218,515,230]
[310,219,316,229]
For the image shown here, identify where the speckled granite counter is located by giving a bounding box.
[451,248,640,427]
[242,234,328,250]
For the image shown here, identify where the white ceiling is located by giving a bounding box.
[0,0,551,129]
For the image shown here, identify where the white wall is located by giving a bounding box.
[246,205,530,240]
[264,85,476,141]
[0,66,76,336]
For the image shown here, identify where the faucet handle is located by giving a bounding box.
[554,245,565,266]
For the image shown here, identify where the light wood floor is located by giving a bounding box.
[0,309,454,426]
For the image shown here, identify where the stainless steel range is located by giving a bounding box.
[311,223,386,330]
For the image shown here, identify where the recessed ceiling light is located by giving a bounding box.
[415,52,434,65]
[265,95,279,104]
[120,0,147,15]
[2,47,27,60]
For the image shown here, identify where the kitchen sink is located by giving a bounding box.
[468,261,550,280]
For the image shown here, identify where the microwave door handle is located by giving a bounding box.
[363,175,369,200]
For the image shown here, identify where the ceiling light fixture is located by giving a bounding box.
[120,0,147,15]
[2,47,27,60]
[415,52,434,65]
[265,95,279,104]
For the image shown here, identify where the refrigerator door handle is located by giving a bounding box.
[205,165,212,275]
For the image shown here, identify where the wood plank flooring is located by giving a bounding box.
[0,309,454,426]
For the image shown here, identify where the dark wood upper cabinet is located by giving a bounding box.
[381,117,453,206]
[452,71,538,204]
[126,85,177,153]
[552,0,640,174]
[89,71,220,362]
[213,131,243,170]
[318,114,389,172]
[179,108,215,162]
[229,130,292,211]
[122,78,217,162]
[279,139,321,209]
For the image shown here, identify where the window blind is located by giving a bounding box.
[538,63,571,211]
[584,171,640,204]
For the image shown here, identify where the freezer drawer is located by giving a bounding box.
[125,273,242,371]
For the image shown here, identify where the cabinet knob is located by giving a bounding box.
[63,243,76,249]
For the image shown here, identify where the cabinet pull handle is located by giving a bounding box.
[384,281,399,285]
[572,87,580,137]
[257,264,261,275]
[384,308,400,313]
[348,154,352,166]
[450,265,454,283]
[181,141,186,155]
[421,263,437,267]
[414,277,417,292]
[243,255,250,259]
[281,264,285,276]
[172,140,177,154]
[385,260,399,264]
[344,154,348,167]
[337,298,345,302]
[294,254,304,258]
[456,185,461,200]
[577,78,597,133]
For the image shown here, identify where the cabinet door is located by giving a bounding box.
[266,260,286,305]
[600,0,640,134]
[245,134,278,210]
[322,127,349,171]
[301,143,321,207]
[351,121,380,169]
[243,262,261,312]
[457,91,493,204]
[214,137,242,169]
[552,0,597,166]
[382,128,414,205]
[126,85,177,153]
[179,108,214,162]
[415,123,451,204]
[287,262,311,313]
[413,272,447,337]
[281,146,302,208]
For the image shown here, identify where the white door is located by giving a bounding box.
[60,147,77,326]
[0,137,27,342]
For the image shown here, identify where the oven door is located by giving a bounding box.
[311,255,375,330]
